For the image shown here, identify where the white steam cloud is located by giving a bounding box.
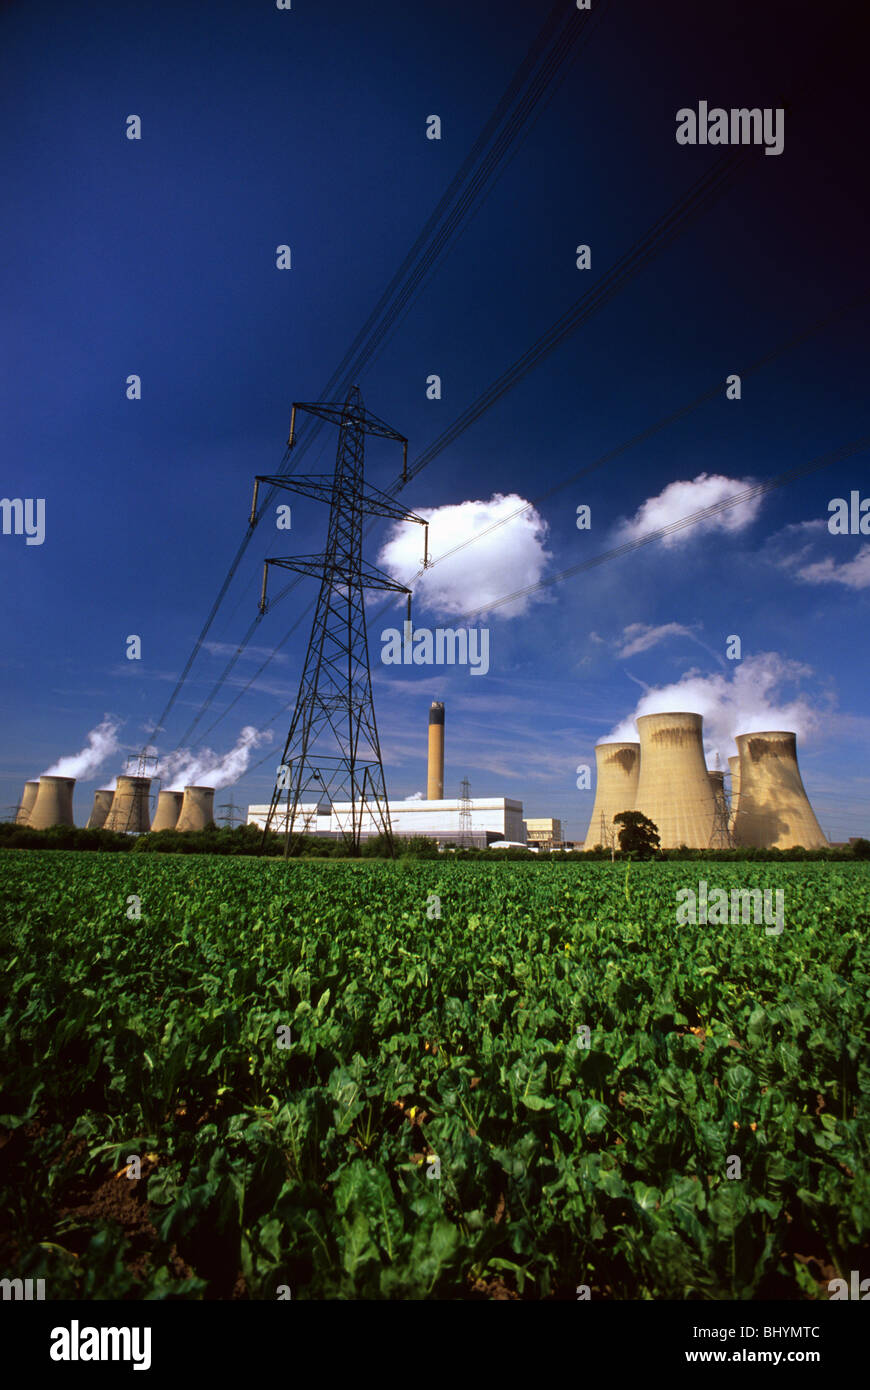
[156,726,274,791]
[43,716,122,779]
[603,652,820,764]
[613,473,762,548]
[378,493,551,618]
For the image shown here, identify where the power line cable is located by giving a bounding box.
[454,434,870,622]
[153,0,610,740]
[203,280,863,746]
[181,148,752,743]
[170,39,855,744]
[235,433,869,786]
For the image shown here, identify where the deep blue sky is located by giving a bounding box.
[2,0,868,842]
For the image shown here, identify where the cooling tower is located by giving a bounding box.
[728,755,740,831]
[151,789,184,832]
[731,731,827,849]
[15,780,39,825]
[86,789,115,830]
[28,776,76,830]
[583,742,640,850]
[634,712,717,849]
[427,702,445,801]
[175,785,215,832]
[104,776,152,833]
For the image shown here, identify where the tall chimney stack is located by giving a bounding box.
[427,702,445,800]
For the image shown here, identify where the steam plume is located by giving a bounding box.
[156,726,273,791]
[604,652,820,765]
[43,716,122,779]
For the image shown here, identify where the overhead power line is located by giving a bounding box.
[456,434,870,622]
[169,37,854,748]
[195,269,862,752]
[181,146,755,744]
[154,0,611,742]
[236,432,869,789]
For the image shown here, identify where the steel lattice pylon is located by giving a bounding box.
[255,387,426,856]
[458,777,472,848]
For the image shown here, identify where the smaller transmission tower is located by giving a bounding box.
[119,747,158,833]
[708,760,733,850]
[218,801,245,828]
[458,778,472,848]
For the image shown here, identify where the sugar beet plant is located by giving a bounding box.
[0,850,867,1299]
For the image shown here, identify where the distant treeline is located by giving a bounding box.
[1,821,868,862]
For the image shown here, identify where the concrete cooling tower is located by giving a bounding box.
[731,731,827,849]
[728,755,740,831]
[15,781,40,824]
[151,789,184,831]
[584,742,640,850]
[104,776,152,833]
[427,702,445,800]
[175,786,215,832]
[29,776,76,830]
[86,789,114,830]
[634,712,716,849]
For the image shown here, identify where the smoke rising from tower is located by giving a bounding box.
[43,717,121,780]
[604,652,820,766]
[155,726,273,791]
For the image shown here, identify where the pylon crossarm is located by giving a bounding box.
[257,474,336,505]
[257,472,424,526]
[351,475,428,525]
[264,555,410,594]
[291,401,406,445]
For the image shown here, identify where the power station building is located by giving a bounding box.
[245,796,524,846]
[247,699,525,846]
[584,713,826,851]
[524,817,563,850]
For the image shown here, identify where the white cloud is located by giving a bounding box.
[604,651,822,765]
[613,473,762,548]
[378,493,551,619]
[794,545,870,590]
[766,520,870,590]
[202,641,288,664]
[616,622,696,658]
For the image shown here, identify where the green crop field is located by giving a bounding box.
[1,849,867,1300]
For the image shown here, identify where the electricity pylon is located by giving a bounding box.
[458,777,472,847]
[255,386,427,856]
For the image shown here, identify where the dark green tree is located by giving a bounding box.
[613,810,660,859]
